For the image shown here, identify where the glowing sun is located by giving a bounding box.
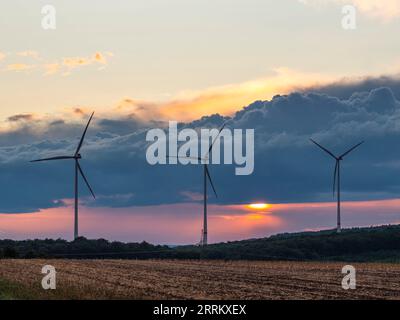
[247,203,271,210]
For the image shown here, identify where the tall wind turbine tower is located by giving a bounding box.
[199,123,226,245]
[310,139,363,233]
[171,122,226,245]
[31,112,96,240]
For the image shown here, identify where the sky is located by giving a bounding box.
[1,0,400,243]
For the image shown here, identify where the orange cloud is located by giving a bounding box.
[113,68,336,122]
[63,52,111,68]
[2,51,113,75]
[63,57,91,67]
[269,198,400,213]
[94,52,108,64]
[6,63,35,72]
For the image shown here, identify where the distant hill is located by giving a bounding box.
[178,225,400,262]
[1,224,400,262]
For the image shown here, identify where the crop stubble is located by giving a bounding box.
[0,259,399,299]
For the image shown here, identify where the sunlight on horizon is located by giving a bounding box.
[247,203,271,210]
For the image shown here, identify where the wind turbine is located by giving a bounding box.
[31,112,96,240]
[310,139,364,233]
[171,122,226,246]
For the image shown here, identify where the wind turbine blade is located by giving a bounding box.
[30,156,74,162]
[333,161,338,198]
[77,162,96,199]
[205,165,218,198]
[339,141,364,158]
[75,112,94,156]
[310,139,337,160]
[207,122,227,156]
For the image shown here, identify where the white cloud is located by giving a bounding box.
[299,0,400,20]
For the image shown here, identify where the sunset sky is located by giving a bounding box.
[1,0,400,243]
[2,0,400,121]
[1,200,400,244]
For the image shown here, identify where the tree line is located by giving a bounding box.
[1,224,400,262]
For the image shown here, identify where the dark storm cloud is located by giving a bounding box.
[1,86,400,213]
